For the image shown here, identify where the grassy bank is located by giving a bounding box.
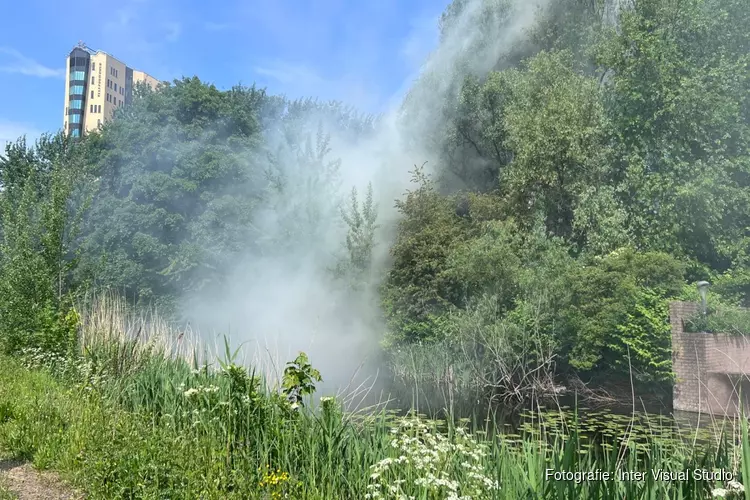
[0,298,748,499]
[0,355,746,500]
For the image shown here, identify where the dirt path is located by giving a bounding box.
[0,459,81,500]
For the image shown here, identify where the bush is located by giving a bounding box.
[684,304,750,335]
[561,248,685,383]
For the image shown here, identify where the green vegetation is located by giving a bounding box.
[685,305,750,336]
[382,0,750,396]
[0,303,747,499]
[2,0,750,497]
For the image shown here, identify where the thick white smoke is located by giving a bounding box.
[179,0,551,399]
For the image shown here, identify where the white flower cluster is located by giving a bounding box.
[182,384,220,398]
[365,415,499,500]
[712,479,745,499]
[20,347,110,391]
[20,347,66,370]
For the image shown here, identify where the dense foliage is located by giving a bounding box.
[1,0,750,399]
[384,0,750,393]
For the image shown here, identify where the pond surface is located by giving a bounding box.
[375,379,742,452]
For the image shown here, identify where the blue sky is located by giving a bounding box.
[0,0,449,145]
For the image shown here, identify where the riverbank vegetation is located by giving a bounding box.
[0,298,747,499]
[2,0,750,497]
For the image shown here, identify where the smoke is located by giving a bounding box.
[179,0,551,398]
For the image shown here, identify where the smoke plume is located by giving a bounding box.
[179,0,551,398]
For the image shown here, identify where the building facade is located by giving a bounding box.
[63,42,159,137]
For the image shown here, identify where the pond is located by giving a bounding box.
[373,377,743,454]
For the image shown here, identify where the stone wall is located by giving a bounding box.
[670,301,750,416]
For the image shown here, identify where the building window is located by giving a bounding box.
[70,114,81,124]
[90,104,93,113]
[119,99,122,106]
[116,69,118,78]
[91,76,95,84]
[114,83,118,91]
[69,99,82,110]
[72,129,80,138]
[91,90,94,98]
[70,70,85,80]
[92,62,95,70]
[97,119,101,126]
[70,85,84,95]
[65,106,68,115]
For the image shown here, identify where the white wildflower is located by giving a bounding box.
[183,388,199,398]
[728,480,744,493]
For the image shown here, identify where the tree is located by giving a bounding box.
[0,133,91,353]
[500,49,609,241]
[595,0,750,271]
[335,183,379,291]
[76,78,270,308]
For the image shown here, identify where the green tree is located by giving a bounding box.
[76,78,269,308]
[500,49,609,240]
[382,166,476,343]
[595,0,750,271]
[335,183,379,291]
[0,134,91,353]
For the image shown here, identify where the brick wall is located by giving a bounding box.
[670,301,750,416]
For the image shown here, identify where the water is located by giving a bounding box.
[376,377,739,451]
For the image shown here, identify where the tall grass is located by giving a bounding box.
[0,294,748,498]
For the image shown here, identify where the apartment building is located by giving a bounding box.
[63,41,159,137]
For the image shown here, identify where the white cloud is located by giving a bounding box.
[0,47,65,79]
[0,119,42,148]
[231,1,448,113]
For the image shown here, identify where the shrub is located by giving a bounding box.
[561,248,685,383]
[684,304,750,335]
